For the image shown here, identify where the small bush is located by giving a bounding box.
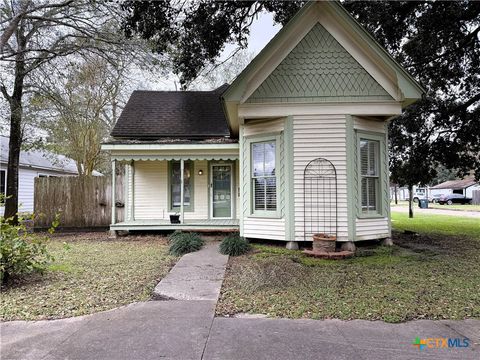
[168,230,184,243]
[219,234,250,256]
[0,215,57,285]
[168,232,204,256]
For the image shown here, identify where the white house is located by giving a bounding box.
[1,136,80,214]
[430,178,480,198]
[102,1,424,250]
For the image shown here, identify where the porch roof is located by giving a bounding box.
[102,142,239,161]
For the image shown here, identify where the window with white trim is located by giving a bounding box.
[251,140,277,213]
[359,138,380,213]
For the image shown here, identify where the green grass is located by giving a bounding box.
[217,214,480,322]
[391,212,480,239]
[391,200,480,212]
[1,233,177,321]
[427,203,480,211]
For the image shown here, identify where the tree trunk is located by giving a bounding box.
[394,184,398,205]
[4,30,26,224]
[408,184,414,218]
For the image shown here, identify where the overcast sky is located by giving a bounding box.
[138,11,282,91]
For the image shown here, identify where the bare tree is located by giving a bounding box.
[33,55,130,176]
[0,0,126,222]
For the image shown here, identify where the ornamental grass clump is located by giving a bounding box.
[219,234,250,256]
[168,232,204,256]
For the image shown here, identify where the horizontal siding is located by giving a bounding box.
[244,118,285,136]
[356,217,390,240]
[353,116,386,133]
[243,218,286,240]
[133,160,235,221]
[293,114,349,241]
[241,119,287,241]
[187,161,209,220]
[134,161,168,220]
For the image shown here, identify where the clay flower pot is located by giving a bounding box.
[312,233,336,252]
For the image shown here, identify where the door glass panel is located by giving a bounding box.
[212,165,231,218]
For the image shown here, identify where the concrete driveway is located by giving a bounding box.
[1,302,478,360]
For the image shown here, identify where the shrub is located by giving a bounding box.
[219,234,250,256]
[0,215,57,285]
[167,230,184,243]
[168,232,204,256]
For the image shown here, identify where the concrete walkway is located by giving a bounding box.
[154,242,228,301]
[391,206,480,218]
[1,242,479,359]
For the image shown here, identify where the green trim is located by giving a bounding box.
[245,134,281,218]
[284,116,295,241]
[222,2,316,102]
[223,1,424,104]
[355,131,387,219]
[345,115,356,241]
[248,23,392,102]
[209,161,235,219]
[168,160,194,213]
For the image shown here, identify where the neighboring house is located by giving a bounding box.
[390,185,428,202]
[1,135,85,214]
[102,1,424,250]
[430,178,480,198]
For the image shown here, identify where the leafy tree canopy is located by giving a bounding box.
[123,0,480,183]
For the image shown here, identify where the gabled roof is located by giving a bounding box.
[431,178,478,190]
[110,84,231,139]
[0,136,79,174]
[222,1,425,134]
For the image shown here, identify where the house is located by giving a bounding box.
[0,136,82,215]
[390,185,428,202]
[430,178,480,198]
[102,1,424,250]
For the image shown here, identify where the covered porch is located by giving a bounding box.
[111,219,240,232]
[103,141,240,233]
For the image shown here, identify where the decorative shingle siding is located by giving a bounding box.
[248,23,392,103]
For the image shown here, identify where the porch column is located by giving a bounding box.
[111,159,116,225]
[129,161,135,221]
[180,159,185,223]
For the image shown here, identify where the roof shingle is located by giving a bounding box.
[110,84,230,139]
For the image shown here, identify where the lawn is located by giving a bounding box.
[217,214,480,322]
[391,212,480,239]
[391,200,480,212]
[1,233,177,321]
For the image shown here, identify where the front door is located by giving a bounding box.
[211,164,233,219]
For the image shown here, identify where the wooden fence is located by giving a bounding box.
[34,175,124,229]
[473,190,480,205]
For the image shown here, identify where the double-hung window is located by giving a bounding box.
[359,138,380,214]
[251,140,277,214]
[170,161,193,211]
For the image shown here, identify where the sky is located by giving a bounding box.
[137,11,282,91]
